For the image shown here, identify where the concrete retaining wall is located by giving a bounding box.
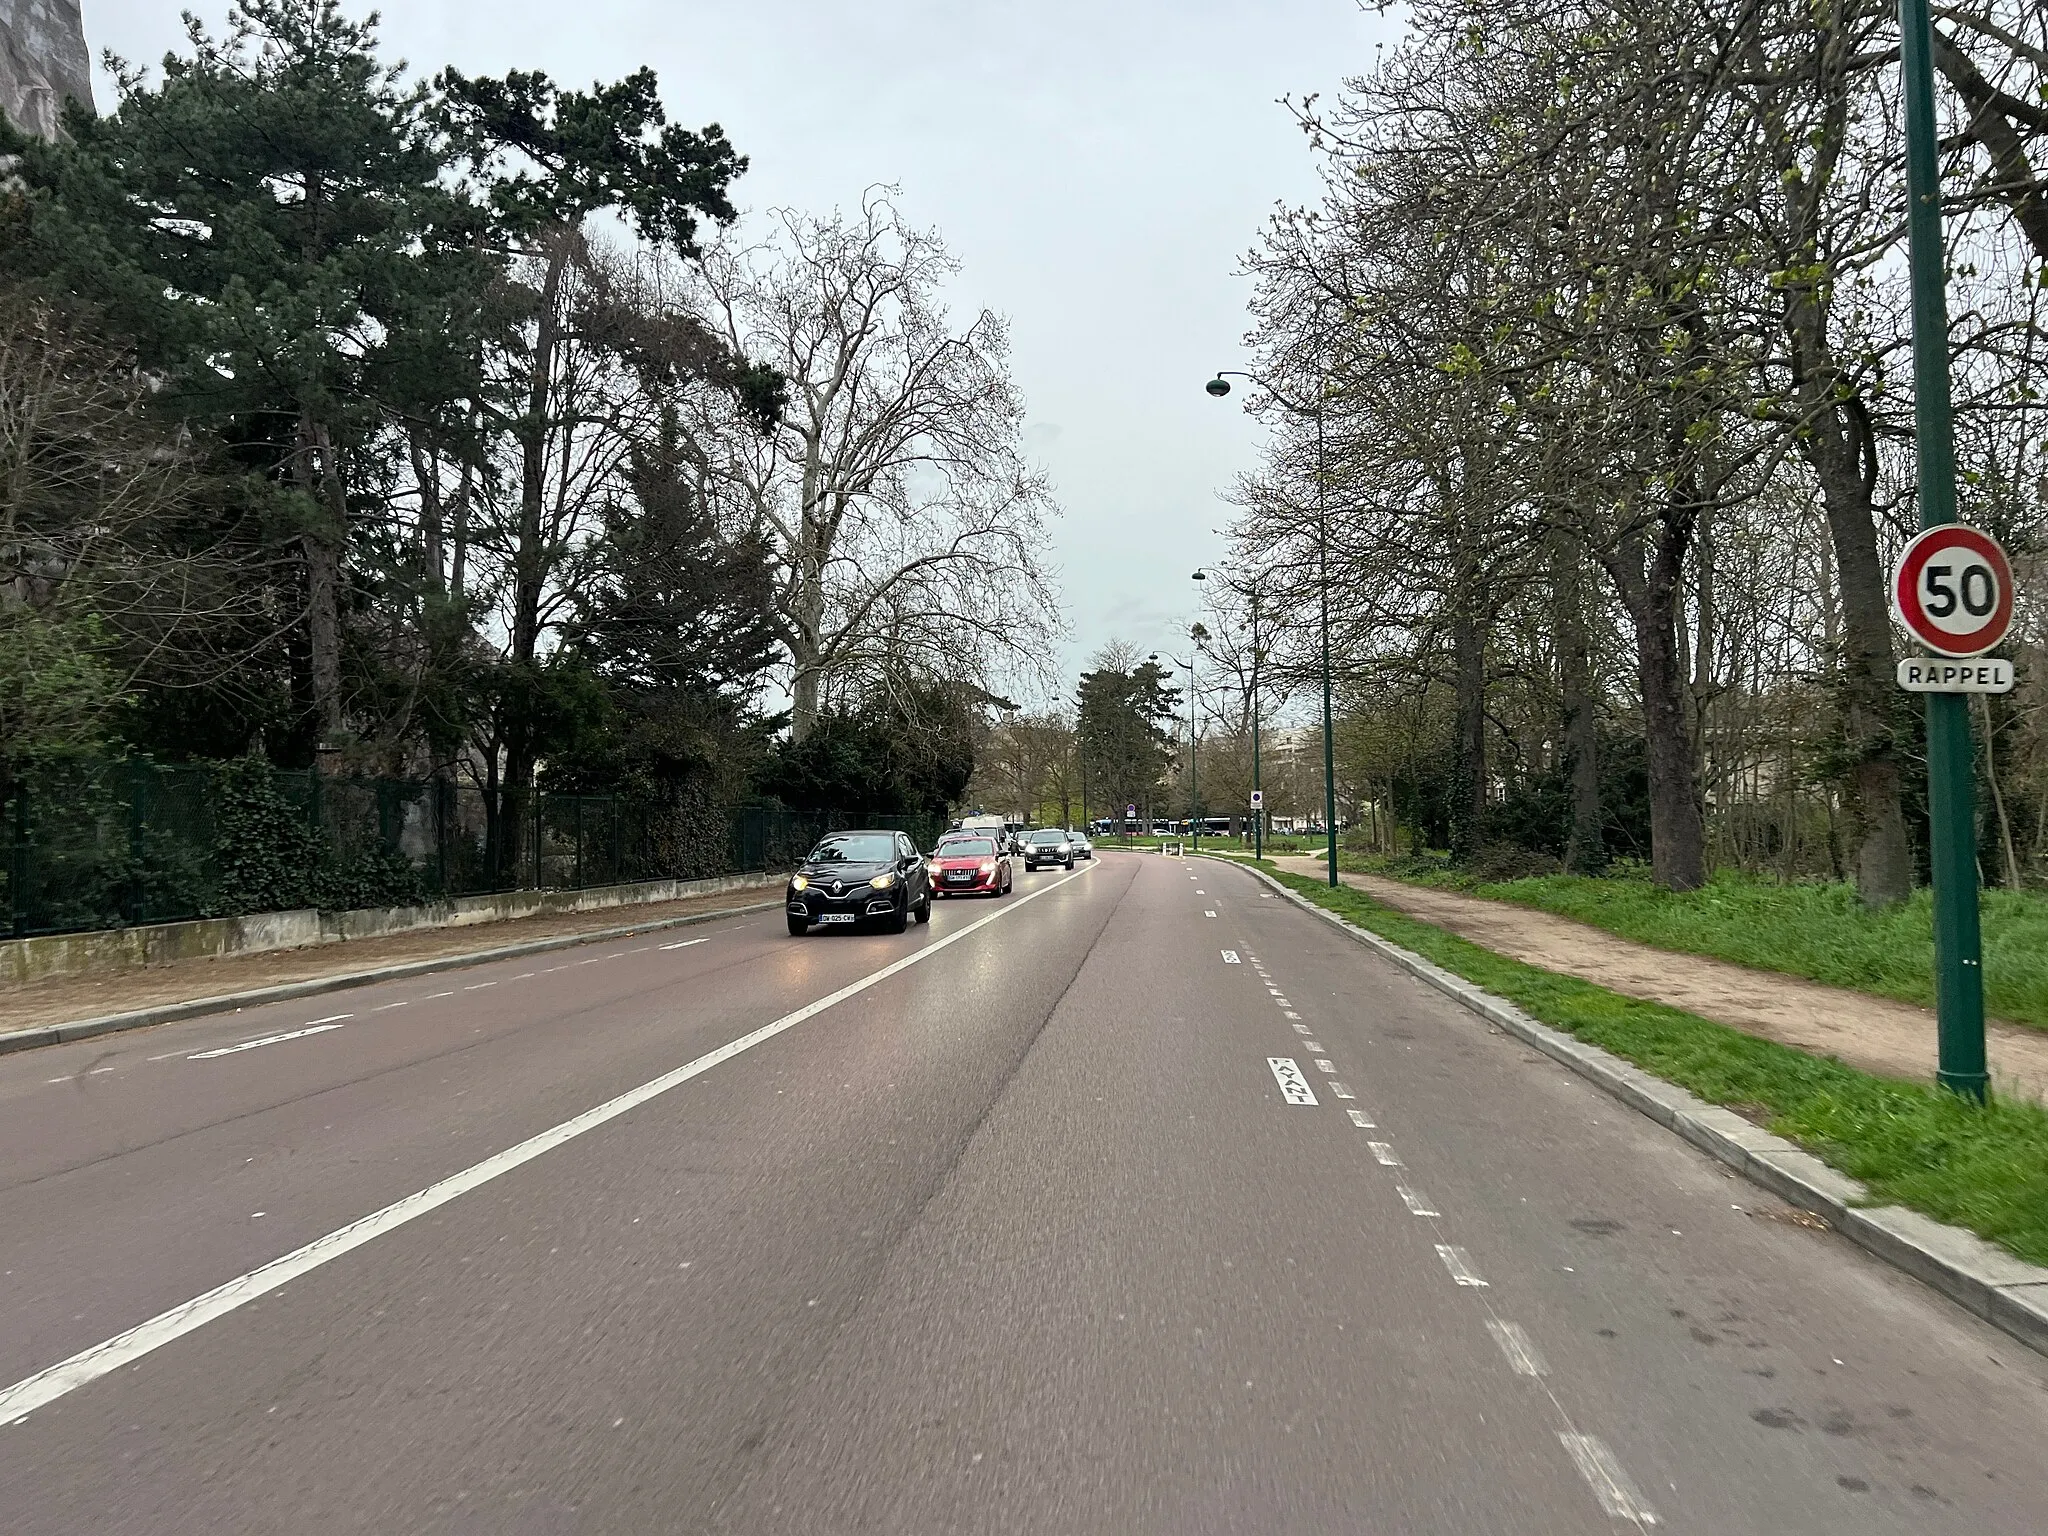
[0,871,783,986]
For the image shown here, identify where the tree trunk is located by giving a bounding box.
[1796,366,1912,906]
[294,412,346,751]
[1608,518,1707,891]
[1555,538,1604,873]
[1450,609,1486,862]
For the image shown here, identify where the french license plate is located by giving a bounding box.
[946,872,972,882]
[818,913,856,924]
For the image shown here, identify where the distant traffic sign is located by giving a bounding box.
[1894,524,2014,658]
[1126,803,1136,818]
[1250,790,1264,809]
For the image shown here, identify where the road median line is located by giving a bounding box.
[1202,853,2048,1362]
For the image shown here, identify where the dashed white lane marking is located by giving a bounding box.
[1367,1142,1403,1166]
[1204,910,1217,918]
[577,956,605,965]
[1313,1058,1336,1074]
[1303,1041,1324,1053]
[0,858,1098,1429]
[659,938,710,951]
[423,991,454,1000]
[1435,1245,1490,1287]
[1347,1108,1375,1128]
[1266,1057,1319,1105]
[1195,889,1205,894]
[1558,1433,1659,1525]
[188,1019,349,1060]
[1291,1022,1312,1035]
[1266,986,1282,995]
[370,1000,411,1011]
[1330,1082,1356,1100]
[1485,1320,1549,1377]
[1221,951,1242,964]
[462,982,496,991]
[1397,1185,1438,1215]
[1283,1010,1301,1020]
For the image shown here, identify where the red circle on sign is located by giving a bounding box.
[1894,524,2014,658]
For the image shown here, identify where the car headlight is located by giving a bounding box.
[1056,844,1070,854]
[790,875,809,891]
[978,860,996,875]
[871,871,896,890]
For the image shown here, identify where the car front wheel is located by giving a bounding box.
[786,914,808,936]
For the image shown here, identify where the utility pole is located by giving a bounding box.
[1899,0,1987,1100]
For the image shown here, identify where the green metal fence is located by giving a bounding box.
[0,758,942,939]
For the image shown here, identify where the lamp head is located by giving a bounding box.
[1191,569,1207,581]
[1204,377,1231,398]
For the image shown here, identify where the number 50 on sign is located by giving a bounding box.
[1893,524,2014,659]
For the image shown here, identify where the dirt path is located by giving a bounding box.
[1270,857,2048,1103]
[0,887,778,1035]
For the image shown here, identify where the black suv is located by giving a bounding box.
[1021,827,1075,870]
[787,830,933,935]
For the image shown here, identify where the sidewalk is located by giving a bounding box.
[1271,857,2048,1102]
[0,887,776,1037]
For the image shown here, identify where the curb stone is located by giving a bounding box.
[1205,854,2048,1363]
[0,898,782,1058]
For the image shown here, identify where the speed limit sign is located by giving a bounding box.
[1894,524,2014,658]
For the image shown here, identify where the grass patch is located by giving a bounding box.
[1459,870,2048,1031]
[1305,855,2048,1031]
[1259,863,2048,1268]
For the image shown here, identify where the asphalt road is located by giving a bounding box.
[4,851,2046,1533]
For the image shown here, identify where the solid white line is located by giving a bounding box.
[1558,1433,1659,1525]
[659,938,710,951]
[1396,1185,1438,1216]
[1486,1320,1549,1377]
[187,1019,350,1060]
[0,859,1096,1428]
[1435,1244,1489,1287]
[1368,1142,1403,1167]
[1346,1107,1375,1128]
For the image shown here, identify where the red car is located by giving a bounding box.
[929,836,1012,898]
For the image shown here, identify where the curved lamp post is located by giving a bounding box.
[1206,369,1338,887]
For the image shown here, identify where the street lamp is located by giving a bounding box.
[1148,642,1200,852]
[1192,567,1264,860]
[1206,368,1339,887]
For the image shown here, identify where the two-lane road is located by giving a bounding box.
[4,852,2045,1532]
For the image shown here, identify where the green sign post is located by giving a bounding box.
[1898,0,1988,1101]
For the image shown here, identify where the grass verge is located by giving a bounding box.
[1260,864,2048,1268]
[1320,855,2048,1033]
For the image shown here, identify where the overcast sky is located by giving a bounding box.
[84,0,1390,707]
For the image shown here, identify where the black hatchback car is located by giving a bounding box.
[786,830,933,935]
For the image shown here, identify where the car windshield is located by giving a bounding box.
[941,838,995,857]
[808,834,897,864]
[1028,830,1065,844]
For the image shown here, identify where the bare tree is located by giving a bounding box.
[674,193,1060,740]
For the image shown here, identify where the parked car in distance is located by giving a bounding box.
[1067,830,1093,860]
[929,836,1012,898]
[787,830,932,935]
[1022,827,1075,870]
